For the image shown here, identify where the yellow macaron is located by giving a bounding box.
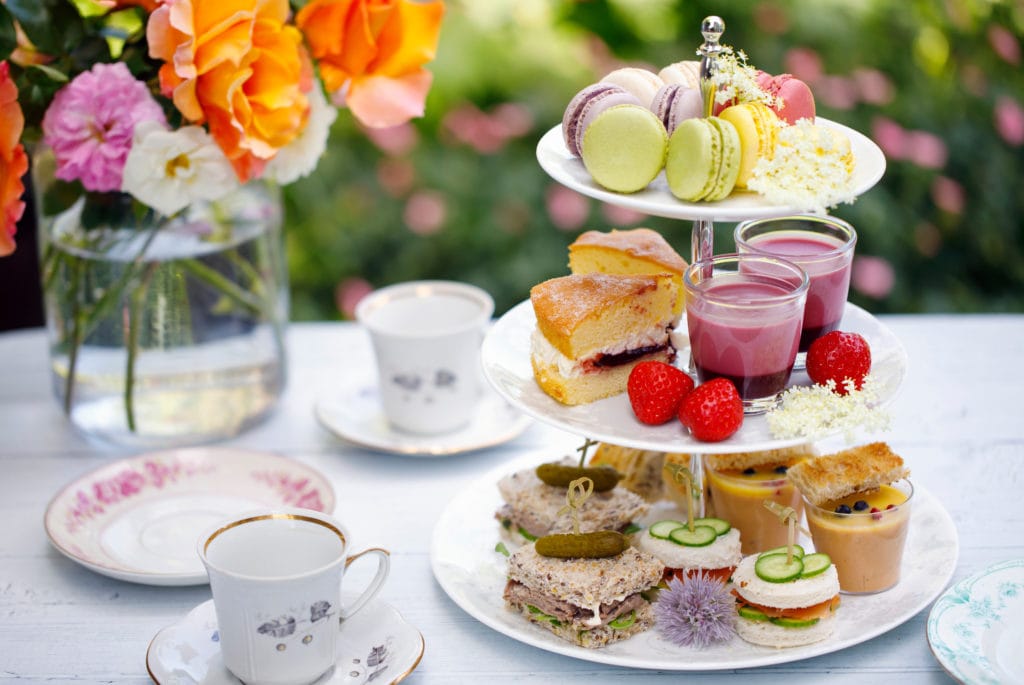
[719,103,781,189]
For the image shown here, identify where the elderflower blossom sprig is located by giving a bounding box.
[766,374,891,442]
[709,46,777,109]
[749,119,857,213]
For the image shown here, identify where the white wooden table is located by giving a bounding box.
[2,317,1022,684]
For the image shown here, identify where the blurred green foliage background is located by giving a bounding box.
[282,0,1024,321]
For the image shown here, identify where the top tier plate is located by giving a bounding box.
[536,117,885,222]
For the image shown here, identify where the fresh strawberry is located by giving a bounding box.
[806,331,872,395]
[678,378,743,442]
[627,361,695,425]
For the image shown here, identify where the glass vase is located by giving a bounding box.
[33,150,288,448]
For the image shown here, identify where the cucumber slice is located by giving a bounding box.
[754,553,804,582]
[758,544,805,559]
[691,517,731,536]
[737,605,769,621]
[769,616,821,628]
[668,525,718,547]
[799,553,832,578]
[608,610,637,630]
[649,520,685,539]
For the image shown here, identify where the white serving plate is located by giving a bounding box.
[431,450,958,671]
[481,300,905,454]
[535,117,885,222]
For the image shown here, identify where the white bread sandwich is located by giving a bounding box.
[568,227,688,318]
[530,272,677,406]
[503,542,663,648]
[496,458,648,543]
[638,516,742,585]
[731,548,841,647]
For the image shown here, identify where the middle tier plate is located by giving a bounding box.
[481,300,905,454]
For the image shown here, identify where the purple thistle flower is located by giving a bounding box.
[654,573,736,648]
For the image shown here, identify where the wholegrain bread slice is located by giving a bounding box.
[588,443,665,502]
[785,442,910,507]
[703,445,815,473]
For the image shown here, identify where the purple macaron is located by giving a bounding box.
[650,83,704,135]
[562,83,642,157]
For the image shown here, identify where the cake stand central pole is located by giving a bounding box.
[689,15,726,515]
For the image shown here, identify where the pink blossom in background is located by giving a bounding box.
[492,103,534,138]
[783,47,824,84]
[852,255,895,299]
[377,158,416,197]
[600,202,647,226]
[364,123,420,156]
[872,117,907,160]
[41,62,166,192]
[931,176,966,214]
[816,75,857,110]
[987,25,1021,65]
[905,131,948,169]
[334,277,373,319]
[545,184,589,231]
[442,102,533,154]
[914,222,942,258]
[994,96,1024,146]
[404,190,447,235]
[853,68,895,106]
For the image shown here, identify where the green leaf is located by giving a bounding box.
[27,63,69,84]
[5,0,56,53]
[0,5,16,62]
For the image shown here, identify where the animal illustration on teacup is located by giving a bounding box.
[390,367,460,406]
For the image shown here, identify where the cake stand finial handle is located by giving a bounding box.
[699,15,725,119]
[692,16,725,267]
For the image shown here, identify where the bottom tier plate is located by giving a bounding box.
[430,450,958,671]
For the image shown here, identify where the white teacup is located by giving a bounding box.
[198,509,390,685]
[356,280,495,434]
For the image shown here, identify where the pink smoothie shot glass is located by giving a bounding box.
[684,253,808,413]
[734,215,856,354]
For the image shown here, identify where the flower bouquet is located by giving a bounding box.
[0,0,444,445]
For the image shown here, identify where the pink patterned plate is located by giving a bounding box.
[44,448,336,586]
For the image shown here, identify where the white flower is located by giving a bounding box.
[265,82,338,185]
[121,122,240,216]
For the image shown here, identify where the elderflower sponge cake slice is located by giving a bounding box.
[568,228,688,318]
[530,273,677,406]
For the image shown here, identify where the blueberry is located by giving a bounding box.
[853,500,869,511]
[774,465,788,474]
[835,504,852,514]
[743,467,756,475]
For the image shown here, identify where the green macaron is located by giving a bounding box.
[581,104,668,193]
[665,116,741,202]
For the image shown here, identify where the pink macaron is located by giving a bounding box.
[562,83,642,157]
[650,84,704,134]
[756,71,816,124]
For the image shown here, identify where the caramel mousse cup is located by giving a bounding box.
[703,458,803,555]
[802,479,913,594]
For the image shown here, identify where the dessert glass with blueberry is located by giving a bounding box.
[800,480,913,593]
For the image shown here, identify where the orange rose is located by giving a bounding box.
[0,62,28,257]
[147,0,311,182]
[296,0,444,128]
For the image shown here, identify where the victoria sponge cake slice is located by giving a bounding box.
[568,228,688,317]
[530,272,677,405]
